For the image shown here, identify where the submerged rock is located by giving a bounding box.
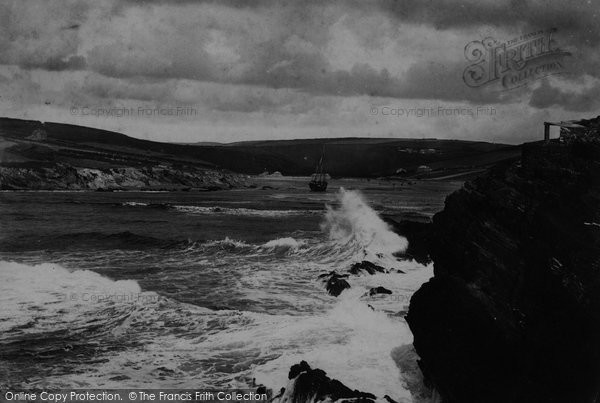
[318,271,349,279]
[368,286,392,296]
[319,261,398,297]
[383,396,398,403]
[274,361,376,403]
[320,271,351,297]
[348,261,387,275]
[407,132,600,402]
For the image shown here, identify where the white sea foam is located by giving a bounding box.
[250,294,417,402]
[173,205,318,217]
[0,257,432,401]
[203,237,252,249]
[321,188,408,267]
[0,260,152,339]
[122,201,149,207]
[262,237,305,250]
[2,188,432,400]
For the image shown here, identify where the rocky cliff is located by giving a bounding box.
[406,129,600,402]
[0,163,247,191]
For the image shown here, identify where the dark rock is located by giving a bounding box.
[326,277,351,297]
[256,386,267,395]
[278,361,376,403]
[383,395,399,403]
[288,360,311,379]
[108,375,130,381]
[318,271,349,279]
[406,135,600,403]
[270,388,285,401]
[385,218,433,265]
[348,261,387,275]
[368,286,392,296]
[319,271,351,297]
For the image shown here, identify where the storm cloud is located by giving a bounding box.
[0,0,598,143]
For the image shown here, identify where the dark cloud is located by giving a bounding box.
[379,0,599,45]
[529,79,600,112]
[21,55,86,71]
[124,0,600,48]
[62,24,81,30]
[86,43,218,81]
[1,0,599,139]
[82,75,175,102]
[0,1,90,71]
[81,0,600,105]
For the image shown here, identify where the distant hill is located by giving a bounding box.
[0,117,520,178]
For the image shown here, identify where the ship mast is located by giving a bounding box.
[318,146,325,182]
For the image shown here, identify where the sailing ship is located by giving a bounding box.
[309,149,328,192]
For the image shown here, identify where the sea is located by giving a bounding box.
[0,177,461,403]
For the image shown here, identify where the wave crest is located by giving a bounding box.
[0,260,156,361]
[321,189,408,265]
[262,237,305,250]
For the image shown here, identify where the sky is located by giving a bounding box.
[0,0,598,144]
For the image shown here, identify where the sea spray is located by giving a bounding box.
[1,188,435,399]
[251,285,419,402]
[261,237,306,253]
[0,261,150,332]
[321,188,408,265]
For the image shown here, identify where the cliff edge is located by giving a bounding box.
[406,122,600,402]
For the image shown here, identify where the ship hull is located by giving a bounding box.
[309,181,328,192]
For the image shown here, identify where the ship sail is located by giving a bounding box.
[309,148,328,192]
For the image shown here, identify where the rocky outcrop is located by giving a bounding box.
[406,132,600,402]
[348,261,388,275]
[319,271,351,297]
[0,163,248,191]
[273,361,376,403]
[318,261,396,298]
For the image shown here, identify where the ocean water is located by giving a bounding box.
[0,177,461,402]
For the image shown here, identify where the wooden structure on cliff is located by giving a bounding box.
[544,115,600,141]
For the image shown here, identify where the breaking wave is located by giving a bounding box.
[320,188,408,267]
[173,205,320,217]
[106,189,410,266]
[261,237,306,251]
[1,188,430,398]
[120,201,319,217]
[0,260,153,365]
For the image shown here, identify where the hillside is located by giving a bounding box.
[0,118,245,191]
[191,137,520,178]
[0,117,520,182]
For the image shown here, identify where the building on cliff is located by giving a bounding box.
[544,115,600,141]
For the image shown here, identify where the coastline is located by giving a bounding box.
[0,164,249,191]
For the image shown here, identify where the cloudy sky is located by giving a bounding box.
[0,0,598,144]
